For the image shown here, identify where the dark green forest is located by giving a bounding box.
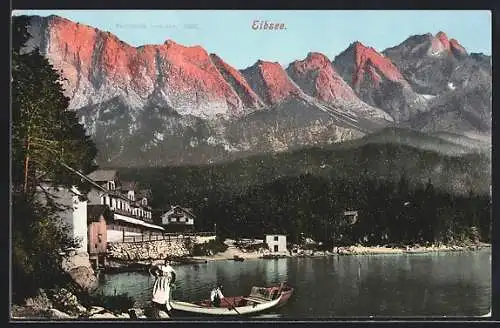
[118,142,491,247]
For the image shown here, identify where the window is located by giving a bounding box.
[274,245,279,252]
[142,198,147,206]
[274,236,279,241]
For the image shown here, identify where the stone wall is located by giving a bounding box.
[107,238,193,261]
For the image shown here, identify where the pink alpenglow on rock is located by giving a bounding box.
[287,52,359,103]
[350,41,409,91]
[449,38,468,57]
[241,60,302,105]
[287,52,393,121]
[24,15,261,119]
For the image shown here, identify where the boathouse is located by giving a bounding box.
[87,204,111,269]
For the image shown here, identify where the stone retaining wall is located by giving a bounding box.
[107,239,193,261]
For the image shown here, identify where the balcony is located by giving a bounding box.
[112,208,153,223]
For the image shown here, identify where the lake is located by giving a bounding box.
[95,249,491,318]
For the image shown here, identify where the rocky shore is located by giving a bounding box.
[333,243,490,255]
[10,288,167,320]
[190,242,490,261]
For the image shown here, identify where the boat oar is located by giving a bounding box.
[228,298,241,315]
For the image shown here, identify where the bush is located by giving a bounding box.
[191,237,228,256]
[12,195,79,304]
[48,288,83,315]
[79,292,135,314]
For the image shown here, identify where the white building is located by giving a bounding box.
[343,210,359,225]
[265,234,287,253]
[86,169,163,242]
[87,170,154,222]
[161,205,195,232]
[36,184,89,254]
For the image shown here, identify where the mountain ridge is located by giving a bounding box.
[14,14,491,167]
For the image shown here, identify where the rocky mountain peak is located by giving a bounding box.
[287,51,357,102]
[287,51,393,122]
[209,53,265,109]
[338,41,409,91]
[23,14,265,119]
[436,31,450,47]
[449,38,468,57]
[428,31,468,59]
[241,60,302,105]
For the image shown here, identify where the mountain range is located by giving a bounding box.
[16,15,491,167]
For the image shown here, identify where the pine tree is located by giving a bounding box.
[12,16,97,202]
[11,16,98,302]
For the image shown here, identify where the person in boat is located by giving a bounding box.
[149,259,176,316]
[210,285,225,307]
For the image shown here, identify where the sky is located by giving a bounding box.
[12,10,491,69]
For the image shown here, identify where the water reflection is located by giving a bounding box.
[95,250,491,317]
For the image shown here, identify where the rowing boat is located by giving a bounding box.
[170,283,293,316]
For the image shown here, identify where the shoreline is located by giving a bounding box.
[200,243,491,260]
[102,243,491,271]
[333,243,491,256]
[200,243,491,261]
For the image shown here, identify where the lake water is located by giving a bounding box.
[95,249,491,318]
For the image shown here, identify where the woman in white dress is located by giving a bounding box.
[149,260,176,317]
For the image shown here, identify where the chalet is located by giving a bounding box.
[265,234,287,253]
[161,205,196,232]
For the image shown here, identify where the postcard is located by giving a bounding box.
[10,9,492,321]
